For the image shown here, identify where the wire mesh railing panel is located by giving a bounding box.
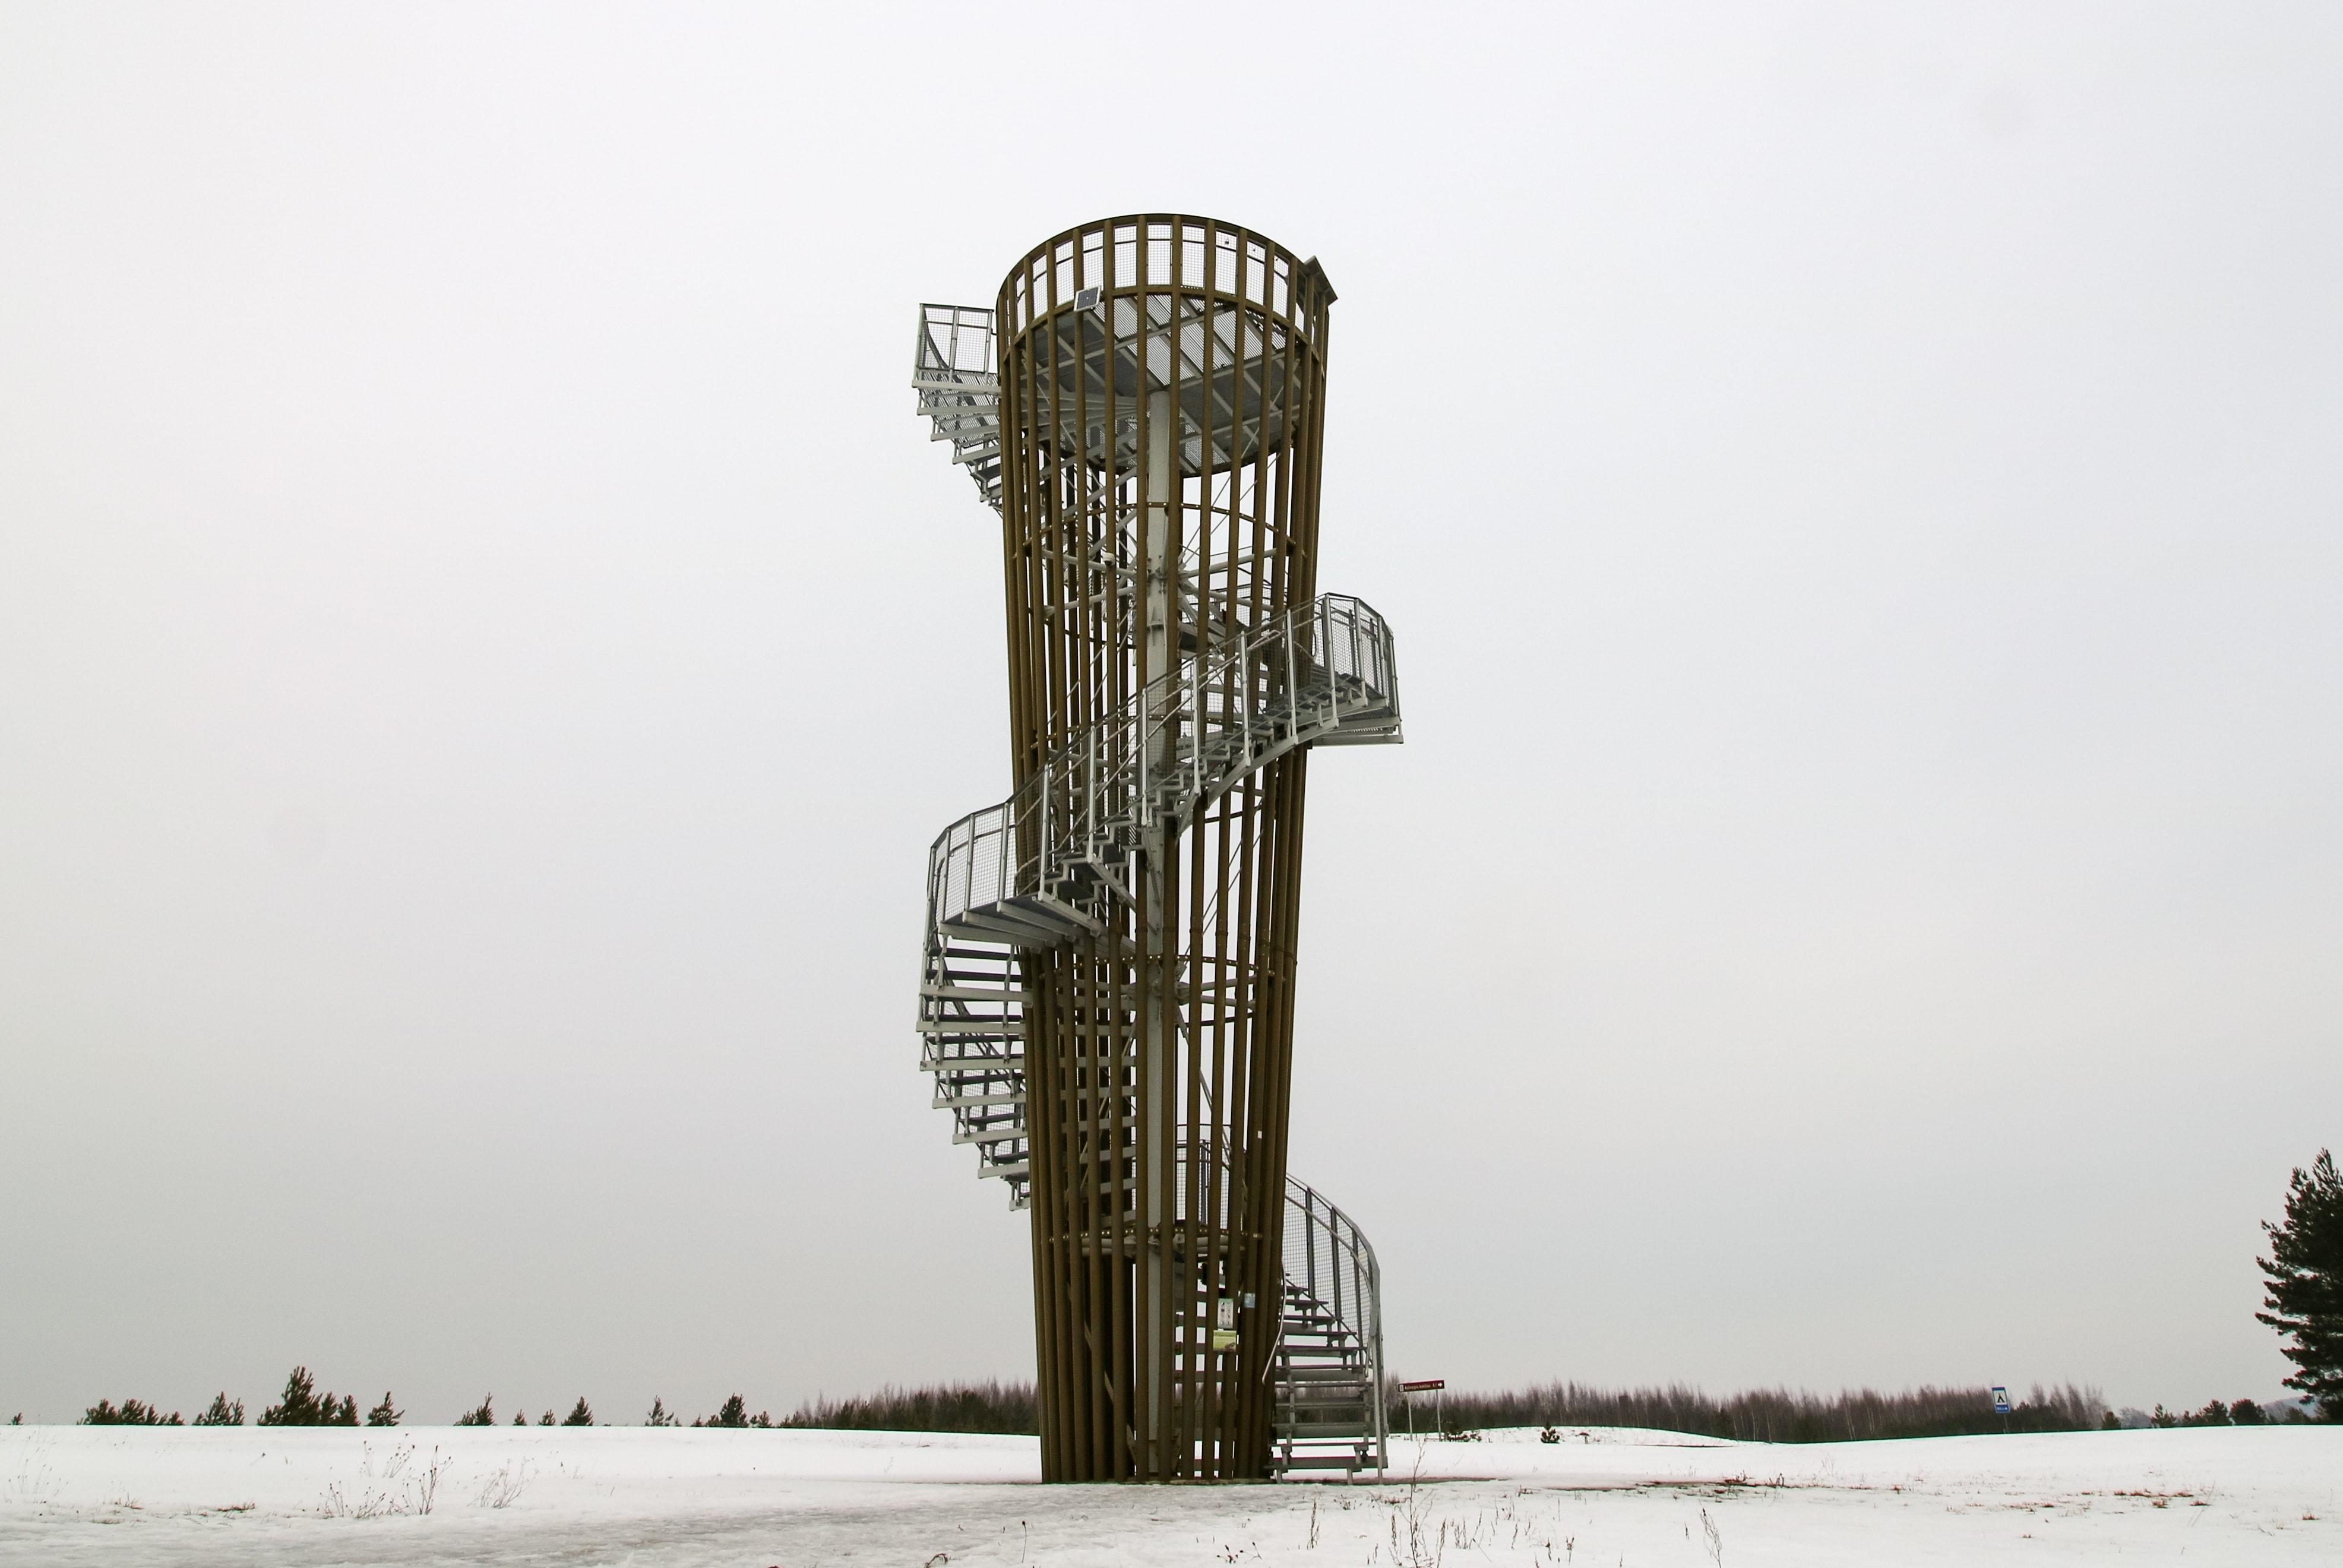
[917,304,998,377]
[913,305,1001,508]
[1276,1175,1387,1472]
[924,595,1399,947]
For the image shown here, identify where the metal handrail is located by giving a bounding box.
[1277,1174,1387,1473]
[913,304,1003,508]
[926,593,1399,940]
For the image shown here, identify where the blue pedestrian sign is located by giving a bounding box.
[1991,1387,2012,1415]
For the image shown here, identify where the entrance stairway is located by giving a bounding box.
[1275,1180,1386,1475]
[912,302,1390,1477]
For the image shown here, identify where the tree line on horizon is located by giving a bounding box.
[61,1373,2325,1441]
[1396,1381,2321,1443]
[69,1367,801,1431]
[42,1148,2343,1437]
[79,1368,390,1428]
[1400,1381,2107,1442]
[67,1373,1037,1433]
[2123,1397,2311,1428]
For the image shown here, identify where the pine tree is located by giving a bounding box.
[195,1393,245,1426]
[82,1398,182,1425]
[703,1394,749,1429]
[254,1367,363,1426]
[258,1367,318,1425]
[513,1409,528,1425]
[2258,1149,2343,1420]
[456,1396,496,1427]
[645,1396,678,1427]
[561,1398,594,1427]
[365,1392,401,1427]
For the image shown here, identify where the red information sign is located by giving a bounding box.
[1400,1379,1445,1393]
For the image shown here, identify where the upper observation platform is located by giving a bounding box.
[913,217,1336,506]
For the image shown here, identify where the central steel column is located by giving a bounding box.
[1137,382,1177,1471]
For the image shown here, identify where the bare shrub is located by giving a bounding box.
[476,1459,532,1510]
[4,1438,59,1505]
[318,1440,450,1518]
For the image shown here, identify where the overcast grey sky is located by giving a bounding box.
[3,2,2338,1425]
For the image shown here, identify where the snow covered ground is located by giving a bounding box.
[2,1421,2335,1566]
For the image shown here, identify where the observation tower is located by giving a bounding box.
[910,216,1402,1482]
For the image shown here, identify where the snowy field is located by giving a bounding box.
[2,1422,2335,1566]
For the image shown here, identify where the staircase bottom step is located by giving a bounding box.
[1274,1453,1384,1472]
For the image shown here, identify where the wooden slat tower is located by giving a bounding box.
[911,216,1399,1481]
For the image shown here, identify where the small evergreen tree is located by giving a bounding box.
[83,1398,182,1425]
[258,1366,320,1425]
[2259,1149,2343,1420]
[561,1398,594,1427]
[195,1393,245,1427]
[539,1409,555,1425]
[2231,1399,2269,1425]
[257,1366,356,1427]
[365,1392,401,1427]
[700,1394,749,1428]
[2180,1399,2230,1427]
[456,1396,496,1427]
[645,1396,678,1427]
[513,1409,528,1425]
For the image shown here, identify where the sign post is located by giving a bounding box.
[1400,1379,1445,1439]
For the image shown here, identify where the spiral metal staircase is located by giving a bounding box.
[913,304,1390,1476]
